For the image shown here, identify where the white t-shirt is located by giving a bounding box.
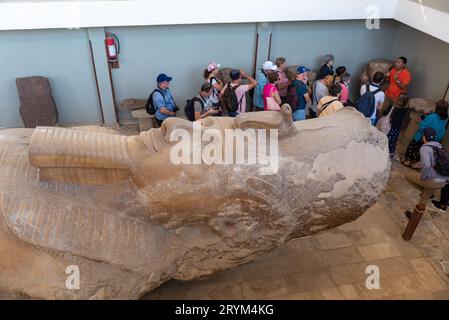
[360,84,385,119]
[208,77,220,104]
[312,80,329,113]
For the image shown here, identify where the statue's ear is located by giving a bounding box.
[160,118,194,142]
[235,104,296,137]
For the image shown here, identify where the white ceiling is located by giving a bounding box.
[0,0,447,44]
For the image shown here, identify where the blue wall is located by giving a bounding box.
[106,23,257,121]
[3,19,443,128]
[0,28,102,127]
[270,20,400,98]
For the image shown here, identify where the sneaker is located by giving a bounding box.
[431,200,447,213]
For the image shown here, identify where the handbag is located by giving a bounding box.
[266,86,281,111]
[376,106,394,135]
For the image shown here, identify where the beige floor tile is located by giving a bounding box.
[433,290,449,300]
[369,256,415,278]
[357,242,402,261]
[282,292,310,300]
[329,263,369,286]
[321,246,365,267]
[387,238,426,259]
[338,284,361,299]
[320,287,348,300]
[286,235,321,255]
[277,253,327,275]
[316,230,354,250]
[240,276,290,299]
[410,258,449,292]
[288,269,336,293]
[195,282,244,300]
[353,282,392,300]
[346,227,390,246]
[402,291,436,300]
[381,274,428,296]
[237,259,282,282]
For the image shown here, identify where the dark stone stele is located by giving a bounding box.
[16,76,58,128]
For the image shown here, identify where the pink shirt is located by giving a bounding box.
[227,83,250,113]
[263,83,278,111]
[340,82,349,104]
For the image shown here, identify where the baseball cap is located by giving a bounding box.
[156,73,172,83]
[423,127,436,141]
[229,69,241,80]
[296,66,310,74]
[207,62,221,72]
[262,61,277,71]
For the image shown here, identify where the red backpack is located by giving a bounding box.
[287,81,301,112]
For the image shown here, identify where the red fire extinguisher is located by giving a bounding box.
[105,33,120,63]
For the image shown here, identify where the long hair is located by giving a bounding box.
[436,100,449,120]
[203,69,213,80]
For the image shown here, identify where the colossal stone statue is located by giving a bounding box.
[0,106,390,299]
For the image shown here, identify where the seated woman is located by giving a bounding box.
[263,71,282,111]
[401,100,449,169]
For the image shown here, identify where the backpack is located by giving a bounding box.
[222,83,243,112]
[376,106,394,135]
[145,89,165,115]
[430,145,449,176]
[184,97,205,122]
[320,99,339,113]
[356,84,381,118]
[287,81,304,112]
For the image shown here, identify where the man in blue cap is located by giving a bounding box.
[291,66,312,121]
[153,73,178,126]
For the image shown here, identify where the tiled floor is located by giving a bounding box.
[140,134,449,300]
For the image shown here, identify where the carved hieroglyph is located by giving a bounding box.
[0,106,390,299]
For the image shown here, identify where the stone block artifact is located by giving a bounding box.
[16,76,58,128]
[0,106,390,299]
[360,59,393,86]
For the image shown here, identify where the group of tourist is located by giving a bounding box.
[146,55,416,127]
[144,54,449,240]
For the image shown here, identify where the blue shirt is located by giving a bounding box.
[413,112,448,143]
[153,87,176,121]
[253,69,268,109]
[292,80,308,110]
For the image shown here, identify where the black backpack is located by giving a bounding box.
[356,84,381,118]
[184,97,205,121]
[222,83,244,112]
[145,89,165,115]
[430,145,449,176]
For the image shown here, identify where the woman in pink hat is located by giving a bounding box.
[203,62,223,114]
